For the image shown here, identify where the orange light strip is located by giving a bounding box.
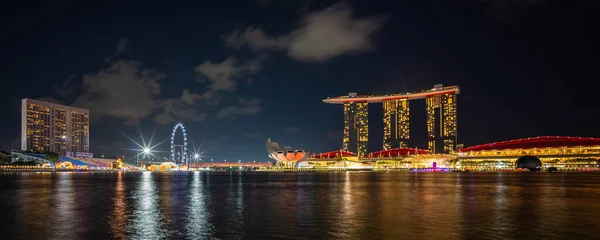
[323,87,460,104]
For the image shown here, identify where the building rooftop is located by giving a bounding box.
[311,150,357,159]
[23,98,89,113]
[322,85,459,104]
[365,148,430,158]
[459,136,600,152]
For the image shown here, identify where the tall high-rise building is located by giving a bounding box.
[343,94,369,156]
[21,98,90,154]
[324,85,459,156]
[426,92,457,153]
[383,99,410,149]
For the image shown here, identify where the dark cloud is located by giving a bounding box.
[216,98,261,118]
[153,89,206,125]
[68,39,227,125]
[74,60,163,125]
[70,58,205,125]
[224,3,385,62]
[195,56,263,101]
[180,89,201,105]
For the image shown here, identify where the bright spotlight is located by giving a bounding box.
[194,154,199,159]
[143,148,150,154]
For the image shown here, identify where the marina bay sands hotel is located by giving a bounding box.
[323,84,459,156]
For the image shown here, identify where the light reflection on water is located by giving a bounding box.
[52,173,78,240]
[128,171,166,239]
[223,172,244,239]
[110,172,128,238]
[12,172,52,239]
[185,171,212,238]
[1,172,600,239]
[330,171,357,238]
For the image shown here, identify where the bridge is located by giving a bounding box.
[135,161,272,169]
[190,162,272,168]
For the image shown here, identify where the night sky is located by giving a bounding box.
[0,0,595,162]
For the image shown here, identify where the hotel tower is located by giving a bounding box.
[324,84,459,154]
[21,98,90,154]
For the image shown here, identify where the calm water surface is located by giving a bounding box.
[1,171,599,239]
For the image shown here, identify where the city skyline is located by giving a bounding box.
[0,0,594,161]
[0,2,598,240]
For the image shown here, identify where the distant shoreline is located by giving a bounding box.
[1,168,599,173]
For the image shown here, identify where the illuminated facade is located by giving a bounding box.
[383,99,410,149]
[426,92,457,153]
[457,136,600,170]
[343,97,369,156]
[21,99,89,154]
[325,85,460,155]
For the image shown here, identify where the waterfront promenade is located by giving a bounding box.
[3,165,598,173]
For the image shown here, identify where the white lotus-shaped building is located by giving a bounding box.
[266,138,310,163]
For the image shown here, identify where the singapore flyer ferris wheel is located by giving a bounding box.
[171,123,188,164]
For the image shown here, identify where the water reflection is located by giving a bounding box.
[492,173,510,238]
[14,173,52,239]
[128,172,166,239]
[51,173,81,240]
[186,171,213,238]
[2,172,600,239]
[110,172,128,239]
[225,172,244,238]
[330,172,358,238]
[156,172,177,235]
[293,173,315,238]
